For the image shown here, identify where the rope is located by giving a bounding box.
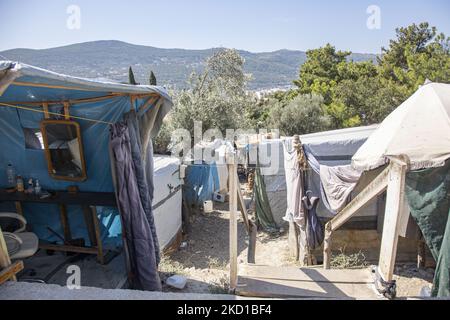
[0,102,113,125]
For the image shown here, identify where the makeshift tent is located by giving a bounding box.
[152,156,182,250]
[349,82,450,297]
[0,61,173,290]
[248,125,379,229]
[353,82,450,171]
[183,140,232,207]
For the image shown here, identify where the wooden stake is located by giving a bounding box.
[228,153,238,291]
[378,158,408,282]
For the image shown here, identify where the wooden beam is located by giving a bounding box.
[323,164,390,269]
[0,227,16,282]
[228,154,238,291]
[42,102,50,119]
[377,159,408,283]
[39,243,98,255]
[0,261,23,285]
[90,206,105,264]
[59,204,72,242]
[63,102,70,120]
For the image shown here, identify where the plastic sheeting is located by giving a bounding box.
[406,160,450,297]
[0,61,173,249]
[184,163,219,208]
[353,82,450,171]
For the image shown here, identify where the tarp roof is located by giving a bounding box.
[352,82,450,171]
[0,60,172,104]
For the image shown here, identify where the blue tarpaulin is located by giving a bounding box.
[0,61,172,249]
[184,163,220,207]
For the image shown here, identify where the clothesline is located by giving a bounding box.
[0,102,114,125]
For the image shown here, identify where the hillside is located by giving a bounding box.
[0,40,378,90]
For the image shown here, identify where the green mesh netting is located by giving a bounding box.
[405,160,450,297]
[254,166,279,232]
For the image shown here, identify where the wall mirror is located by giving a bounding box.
[40,120,87,181]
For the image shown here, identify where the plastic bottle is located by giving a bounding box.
[16,175,24,192]
[6,163,16,187]
[34,179,42,195]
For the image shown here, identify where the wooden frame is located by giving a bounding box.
[228,156,238,292]
[40,119,88,182]
[322,156,410,297]
[0,226,24,285]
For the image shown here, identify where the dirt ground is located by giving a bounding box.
[159,196,434,299]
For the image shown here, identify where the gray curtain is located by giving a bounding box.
[110,120,161,291]
[125,111,160,264]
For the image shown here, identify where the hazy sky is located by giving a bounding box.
[0,0,449,53]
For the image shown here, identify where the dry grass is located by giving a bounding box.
[330,248,368,269]
[159,254,187,276]
[208,275,230,294]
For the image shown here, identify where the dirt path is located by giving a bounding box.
[159,198,433,298]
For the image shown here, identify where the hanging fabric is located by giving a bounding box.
[110,121,161,291]
[125,110,160,265]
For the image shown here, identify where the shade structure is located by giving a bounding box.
[352,82,450,171]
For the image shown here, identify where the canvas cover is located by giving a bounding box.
[0,61,173,248]
[353,82,450,171]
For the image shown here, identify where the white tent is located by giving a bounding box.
[352,82,450,171]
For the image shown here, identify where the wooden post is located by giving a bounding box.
[377,157,408,283]
[59,204,72,242]
[228,152,238,291]
[91,206,104,265]
[0,226,17,282]
[323,225,332,269]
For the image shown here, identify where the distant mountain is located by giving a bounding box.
[0,40,378,90]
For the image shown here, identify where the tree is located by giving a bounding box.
[378,22,450,96]
[267,94,330,136]
[149,70,157,85]
[128,66,138,85]
[293,44,351,104]
[168,49,253,138]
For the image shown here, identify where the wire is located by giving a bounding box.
[0,102,113,125]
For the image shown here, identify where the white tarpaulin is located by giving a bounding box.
[352,82,450,171]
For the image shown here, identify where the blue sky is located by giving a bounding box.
[0,0,449,53]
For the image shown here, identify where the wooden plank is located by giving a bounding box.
[82,205,97,247]
[39,243,98,255]
[247,221,257,264]
[288,221,299,260]
[63,102,70,120]
[239,264,374,283]
[59,204,72,241]
[90,206,104,264]
[0,227,12,271]
[228,158,238,291]
[0,261,23,285]
[236,265,379,299]
[236,276,379,299]
[15,201,23,216]
[236,172,250,234]
[0,190,116,207]
[378,160,408,282]
[42,102,50,119]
